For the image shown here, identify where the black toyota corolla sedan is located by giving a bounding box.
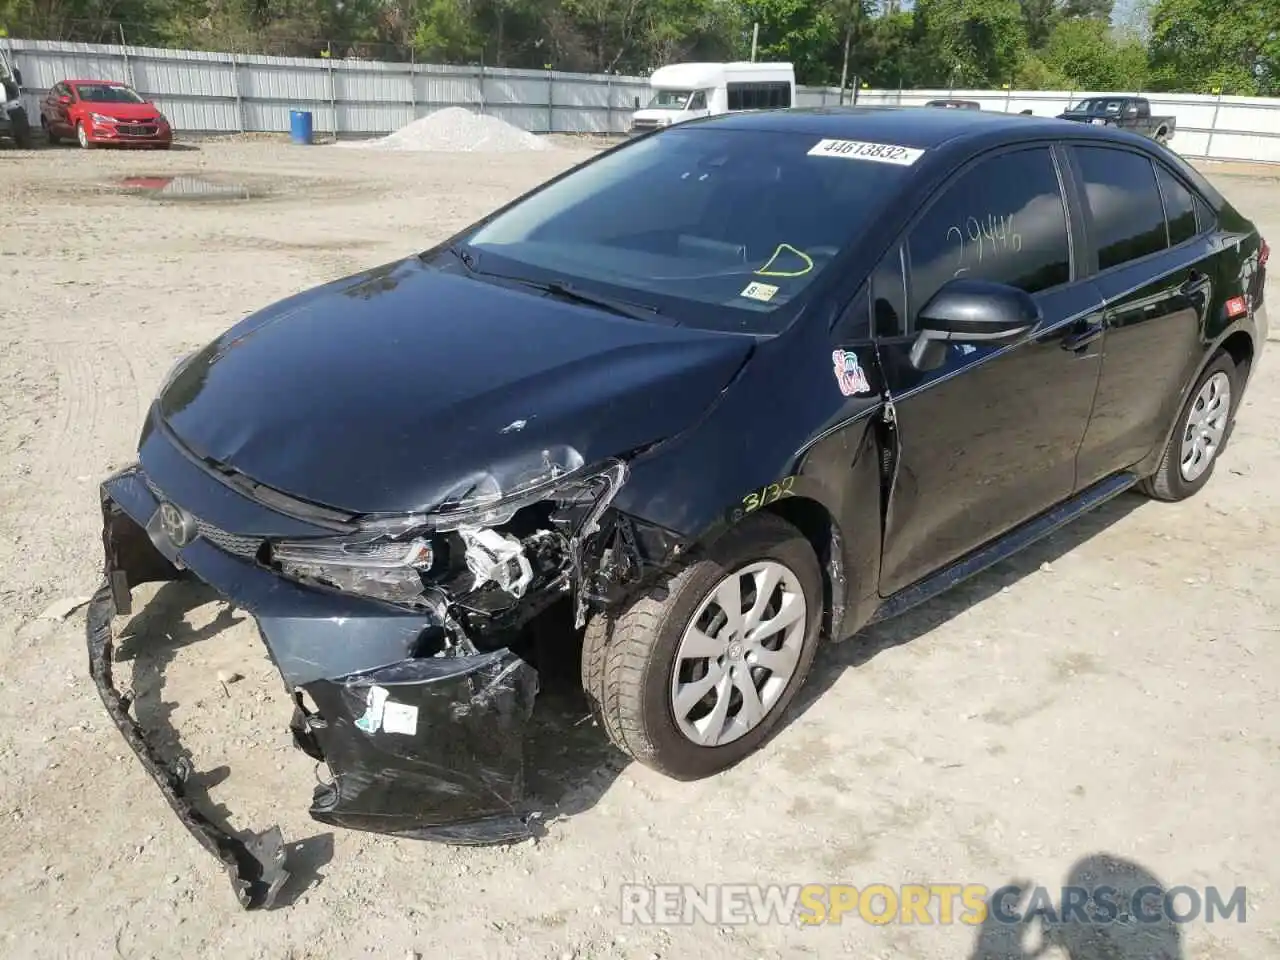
[88,107,1268,906]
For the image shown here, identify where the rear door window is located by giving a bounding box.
[1073,146,1169,270]
[1154,163,1198,246]
[906,145,1071,325]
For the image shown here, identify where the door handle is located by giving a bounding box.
[1179,271,1209,297]
[1061,320,1104,352]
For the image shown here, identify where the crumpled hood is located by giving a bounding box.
[157,257,754,514]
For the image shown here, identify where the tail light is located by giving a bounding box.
[1260,238,1270,268]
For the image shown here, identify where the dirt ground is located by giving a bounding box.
[0,136,1277,960]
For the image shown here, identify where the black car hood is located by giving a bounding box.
[156,257,754,514]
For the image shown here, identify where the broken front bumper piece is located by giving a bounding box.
[87,466,539,909]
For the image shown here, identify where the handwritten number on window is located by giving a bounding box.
[945,213,1023,278]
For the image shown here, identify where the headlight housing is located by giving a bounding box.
[90,112,115,124]
[267,450,627,606]
[271,535,435,604]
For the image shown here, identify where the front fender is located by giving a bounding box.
[608,328,887,639]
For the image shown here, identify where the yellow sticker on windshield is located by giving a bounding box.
[808,139,924,166]
[741,282,779,302]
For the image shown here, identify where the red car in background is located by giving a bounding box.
[40,79,172,149]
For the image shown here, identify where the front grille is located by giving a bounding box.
[195,520,263,559]
[118,124,158,136]
[144,476,264,559]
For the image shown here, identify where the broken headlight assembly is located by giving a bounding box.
[269,535,436,604]
[266,449,627,607]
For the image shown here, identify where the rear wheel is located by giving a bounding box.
[42,116,58,145]
[581,512,823,780]
[1139,352,1237,501]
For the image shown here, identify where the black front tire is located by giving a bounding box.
[9,109,32,149]
[1139,351,1238,502]
[581,512,823,780]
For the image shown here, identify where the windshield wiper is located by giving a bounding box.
[446,244,478,271]
[501,277,663,323]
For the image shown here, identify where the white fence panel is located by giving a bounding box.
[5,38,1280,159]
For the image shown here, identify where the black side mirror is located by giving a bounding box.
[909,278,1040,368]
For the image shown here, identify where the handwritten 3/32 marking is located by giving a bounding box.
[946,213,1023,276]
[742,476,797,514]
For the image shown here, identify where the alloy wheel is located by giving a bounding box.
[669,560,807,748]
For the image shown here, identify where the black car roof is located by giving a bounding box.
[686,105,1139,152]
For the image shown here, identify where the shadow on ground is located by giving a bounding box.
[968,852,1187,960]
[784,491,1147,729]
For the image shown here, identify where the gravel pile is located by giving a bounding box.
[338,107,554,153]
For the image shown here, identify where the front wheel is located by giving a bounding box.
[76,121,92,149]
[582,512,823,780]
[9,109,32,149]
[1139,352,1238,501]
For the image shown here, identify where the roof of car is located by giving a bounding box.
[66,79,130,86]
[686,105,1131,151]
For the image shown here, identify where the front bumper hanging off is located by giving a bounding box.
[87,465,540,909]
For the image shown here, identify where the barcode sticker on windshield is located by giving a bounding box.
[808,139,924,166]
[740,282,779,303]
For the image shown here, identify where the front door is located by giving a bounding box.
[873,144,1106,596]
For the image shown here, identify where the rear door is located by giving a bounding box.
[1069,144,1220,487]
[873,143,1107,595]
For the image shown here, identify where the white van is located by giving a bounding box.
[629,61,795,135]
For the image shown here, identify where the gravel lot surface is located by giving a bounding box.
[0,137,1277,960]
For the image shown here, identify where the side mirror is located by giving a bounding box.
[909,279,1040,369]
[58,95,72,105]
[12,68,22,88]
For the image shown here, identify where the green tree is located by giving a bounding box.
[1041,15,1147,89]
[913,0,1027,87]
[1147,0,1280,95]
[1060,0,1113,19]
[1019,0,1057,49]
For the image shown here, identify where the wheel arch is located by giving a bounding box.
[757,494,844,644]
[1218,328,1255,384]
[1138,325,1255,478]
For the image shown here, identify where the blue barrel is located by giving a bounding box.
[289,110,313,145]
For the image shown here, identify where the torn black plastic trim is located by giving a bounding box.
[85,581,290,909]
[300,650,539,844]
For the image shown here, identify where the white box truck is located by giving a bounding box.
[629,61,795,135]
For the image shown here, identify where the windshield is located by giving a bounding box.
[1072,98,1122,115]
[76,84,145,104]
[461,127,913,333]
[647,89,694,110]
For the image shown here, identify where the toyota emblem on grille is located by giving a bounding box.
[157,501,197,547]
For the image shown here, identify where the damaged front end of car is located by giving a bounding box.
[87,436,679,909]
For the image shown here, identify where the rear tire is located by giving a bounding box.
[1139,352,1238,502]
[42,116,58,146]
[581,512,823,780]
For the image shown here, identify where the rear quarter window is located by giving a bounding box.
[1154,163,1198,246]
